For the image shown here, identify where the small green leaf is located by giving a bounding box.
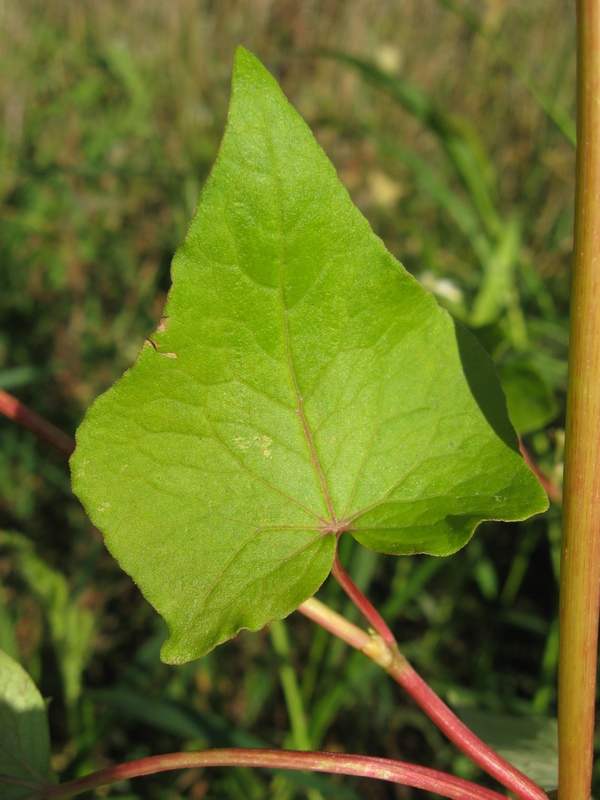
[71,48,547,663]
[0,650,53,800]
[497,361,558,435]
[456,708,558,790]
[0,530,96,708]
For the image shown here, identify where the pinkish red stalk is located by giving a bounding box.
[0,389,75,456]
[518,438,562,506]
[332,549,396,645]
[32,748,508,800]
[322,559,548,800]
[387,659,548,800]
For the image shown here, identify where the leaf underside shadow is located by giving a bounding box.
[0,650,53,800]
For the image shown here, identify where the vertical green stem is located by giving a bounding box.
[269,620,324,800]
[270,620,313,751]
[558,3,600,799]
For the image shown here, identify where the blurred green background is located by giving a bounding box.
[0,1,580,798]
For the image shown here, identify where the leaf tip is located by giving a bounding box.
[233,45,262,76]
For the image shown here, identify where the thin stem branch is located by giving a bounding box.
[519,438,562,507]
[331,549,396,644]
[387,660,548,800]
[26,748,509,800]
[299,595,370,641]
[558,3,600,799]
[0,389,75,456]
[269,621,325,800]
[299,594,547,800]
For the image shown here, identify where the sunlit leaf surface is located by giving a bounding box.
[71,48,547,663]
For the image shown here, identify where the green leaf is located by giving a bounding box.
[497,361,558,435]
[0,530,96,709]
[0,650,53,800]
[456,708,558,790]
[71,47,548,663]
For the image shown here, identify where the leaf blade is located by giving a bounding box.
[0,650,53,800]
[71,47,547,663]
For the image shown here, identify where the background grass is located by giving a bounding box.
[0,1,581,798]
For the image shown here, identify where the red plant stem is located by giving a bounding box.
[518,438,562,507]
[331,549,396,645]
[0,389,75,456]
[29,748,509,800]
[300,595,547,800]
[387,659,548,800]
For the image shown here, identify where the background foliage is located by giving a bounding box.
[0,1,580,798]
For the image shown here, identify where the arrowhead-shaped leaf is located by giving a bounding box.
[71,48,548,663]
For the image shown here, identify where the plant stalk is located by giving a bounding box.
[331,550,396,644]
[28,748,509,800]
[0,389,75,456]
[558,2,600,799]
[387,658,548,800]
[300,594,547,800]
[269,619,325,800]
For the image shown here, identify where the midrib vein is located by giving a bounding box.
[260,108,337,526]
